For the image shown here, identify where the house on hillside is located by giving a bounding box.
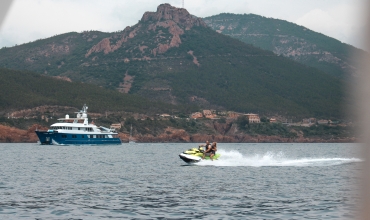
[270,118,277,123]
[317,119,329,125]
[302,118,316,124]
[110,123,122,130]
[203,110,216,119]
[191,112,203,119]
[244,113,261,123]
[218,111,228,116]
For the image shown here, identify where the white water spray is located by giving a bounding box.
[197,149,362,167]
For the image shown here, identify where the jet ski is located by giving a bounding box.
[179,147,221,163]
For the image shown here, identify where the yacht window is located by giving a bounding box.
[61,135,67,138]
[81,135,84,138]
[78,128,80,130]
[72,135,77,138]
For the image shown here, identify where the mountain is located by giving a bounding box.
[203,13,365,79]
[0,4,345,119]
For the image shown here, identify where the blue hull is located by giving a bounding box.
[35,131,121,145]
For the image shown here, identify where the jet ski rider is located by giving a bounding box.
[202,142,217,161]
[199,140,211,153]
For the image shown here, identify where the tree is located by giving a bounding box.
[236,115,249,130]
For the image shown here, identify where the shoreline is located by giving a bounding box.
[0,124,357,144]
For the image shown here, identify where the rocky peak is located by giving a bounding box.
[141,4,206,29]
[85,4,206,59]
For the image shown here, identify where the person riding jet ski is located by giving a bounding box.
[178,141,220,163]
[202,142,217,161]
[198,140,211,152]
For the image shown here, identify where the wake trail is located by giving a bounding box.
[196,149,362,167]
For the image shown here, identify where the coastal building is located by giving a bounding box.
[218,111,228,116]
[203,110,215,119]
[191,112,203,119]
[302,118,316,124]
[317,119,329,125]
[110,123,122,130]
[269,118,277,123]
[244,113,261,123]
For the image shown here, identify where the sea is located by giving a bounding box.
[0,143,363,219]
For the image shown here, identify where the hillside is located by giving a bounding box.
[203,13,365,79]
[0,4,346,119]
[0,68,190,114]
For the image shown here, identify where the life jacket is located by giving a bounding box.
[206,144,211,150]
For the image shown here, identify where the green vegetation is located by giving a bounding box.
[0,116,55,130]
[236,115,296,138]
[121,117,207,135]
[203,13,366,79]
[234,115,353,139]
[166,27,345,118]
[299,124,354,138]
[0,68,195,114]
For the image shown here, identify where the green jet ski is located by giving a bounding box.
[179,147,221,163]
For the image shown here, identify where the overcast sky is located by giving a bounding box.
[0,0,367,50]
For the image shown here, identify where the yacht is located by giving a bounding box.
[35,104,121,145]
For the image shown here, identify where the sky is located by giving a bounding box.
[0,0,367,50]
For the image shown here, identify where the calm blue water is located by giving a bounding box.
[0,143,362,219]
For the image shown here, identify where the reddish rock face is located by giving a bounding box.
[141,4,206,30]
[0,123,356,143]
[85,3,206,58]
[85,38,112,57]
[0,124,47,143]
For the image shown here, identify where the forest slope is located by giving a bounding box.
[203,13,366,79]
